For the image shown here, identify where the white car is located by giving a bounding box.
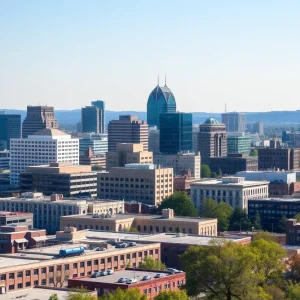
[117,277,128,283]
[165,268,182,274]
[126,278,137,284]
[154,273,165,278]
[107,269,114,275]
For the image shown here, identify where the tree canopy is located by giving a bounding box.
[229,206,252,231]
[49,295,59,300]
[65,292,97,300]
[153,290,190,300]
[158,191,198,217]
[139,256,166,270]
[201,165,211,178]
[99,288,147,300]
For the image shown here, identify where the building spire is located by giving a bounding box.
[157,74,160,86]
[164,74,167,86]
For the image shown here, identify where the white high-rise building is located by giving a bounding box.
[10,128,79,185]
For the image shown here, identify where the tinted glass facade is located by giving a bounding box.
[81,105,104,134]
[0,115,21,149]
[159,113,193,154]
[147,85,176,128]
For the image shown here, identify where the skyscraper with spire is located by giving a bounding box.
[147,76,176,128]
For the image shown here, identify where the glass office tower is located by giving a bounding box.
[0,114,21,149]
[159,113,193,154]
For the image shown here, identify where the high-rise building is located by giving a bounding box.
[79,133,108,155]
[82,101,105,134]
[148,127,160,154]
[192,124,200,153]
[97,164,173,205]
[198,118,227,165]
[0,114,21,149]
[227,134,251,154]
[154,152,201,179]
[108,115,148,151]
[147,82,176,128]
[221,112,246,133]
[106,143,153,170]
[22,106,59,138]
[159,113,193,154]
[10,128,79,186]
[253,121,264,136]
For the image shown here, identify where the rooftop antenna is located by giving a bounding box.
[157,74,160,86]
[164,74,167,86]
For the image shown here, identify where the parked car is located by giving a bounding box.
[142,275,152,281]
[96,247,106,251]
[128,242,137,247]
[116,243,128,248]
[154,273,165,278]
[165,268,182,274]
[107,269,114,275]
[126,278,137,284]
[117,277,128,283]
[91,272,100,278]
[100,270,108,276]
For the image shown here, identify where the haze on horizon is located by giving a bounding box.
[1,0,300,113]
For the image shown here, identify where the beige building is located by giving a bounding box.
[61,208,217,236]
[106,143,153,170]
[153,152,201,179]
[97,164,173,205]
[108,115,148,151]
[191,177,269,211]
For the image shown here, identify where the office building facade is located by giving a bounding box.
[0,114,21,150]
[91,100,105,132]
[147,83,176,128]
[22,106,59,138]
[106,143,153,170]
[198,118,227,165]
[10,128,79,186]
[81,104,105,134]
[108,115,148,151]
[97,164,173,205]
[153,152,201,179]
[227,135,251,154]
[79,133,108,156]
[148,127,160,154]
[221,112,246,133]
[191,177,269,210]
[159,113,192,154]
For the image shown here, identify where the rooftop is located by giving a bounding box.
[0,211,32,217]
[203,117,220,125]
[249,198,300,203]
[75,269,174,285]
[32,128,69,137]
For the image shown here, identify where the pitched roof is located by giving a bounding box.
[33,128,68,136]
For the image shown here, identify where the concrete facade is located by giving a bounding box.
[0,212,33,228]
[191,177,269,210]
[97,164,173,205]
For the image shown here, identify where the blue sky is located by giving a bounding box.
[1,0,300,112]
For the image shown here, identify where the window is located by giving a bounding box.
[26,282,30,287]
[80,273,84,277]
[41,279,46,286]
[126,254,130,259]
[9,273,14,279]
[114,256,118,262]
[41,268,46,274]
[73,263,78,269]
[94,260,98,266]
[138,252,142,257]
[80,262,84,267]
[34,280,38,286]
[155,249,159,254]
[87,261,91,266]
[57,265,61,271]
[120,255,124,260]
[100,259,105,264]
[9,285,14,291]
[144,251,147,256]
[132,253,136,258]
[65,264,70,270]
[0,274,6,281]
[49,266,54,272]
[17,272,23,277]
[107,258,111,263]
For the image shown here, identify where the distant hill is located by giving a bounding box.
[2,109,300,125]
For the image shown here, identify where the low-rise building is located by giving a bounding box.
[153,152,201,179]
[20,162,97,197]
[210,153,258,175]
[174,171,197,194]
[79,147,106,169]
[0,212,33,228]
[0,241,160,293]
[106,143,153,170]
[97,164,173,205]
[286,218,300,245]
[0,193,124,234]
[191,177,269,210]
[248,198,300,232]
[79,133,108,156]
[68,269,185,299]
[0,151,10,169]
[0,225,47,253]
[60,208,218,236]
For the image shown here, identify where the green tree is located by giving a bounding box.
[66,292,97,300]
[287,283,300,300]
[99,288,147,300]
[153,290,190,300]
[199,198,217,218]
[175,225,181,233]
[251,149,258,156]
[210,171,218,178]
[252,231,276,242]
[229,207,252,231]
[180,240,258,299]
[139,256,166,270]
[253,211,262,230]
[128,226,138,232]
[251,238,286,285]
[294,214,300,222]
[201,165,211,178]
[278,215,288,233]
[49,294,59,300]
[217,167,222,178]
[286,254,300,284]
[91,165,105,171]
[158,191,198,217]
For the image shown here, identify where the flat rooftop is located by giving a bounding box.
[74,269,172,284]
[0,211,32,217]
[0,287,92,300]
[0,256,40,268]
[63,213,214,223]
[85,231,250,246]
[249,198,300,203]
[191,177,269,187]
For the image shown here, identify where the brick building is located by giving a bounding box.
[68,269,185,299]
[0,212,33,228]
[286,218,300,245]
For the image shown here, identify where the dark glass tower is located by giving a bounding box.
[0,114,21,149]
[92,100,105,133]
[159,113,193,154]
[147,83,176,128]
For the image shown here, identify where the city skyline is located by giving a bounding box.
[1,1,300,112]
